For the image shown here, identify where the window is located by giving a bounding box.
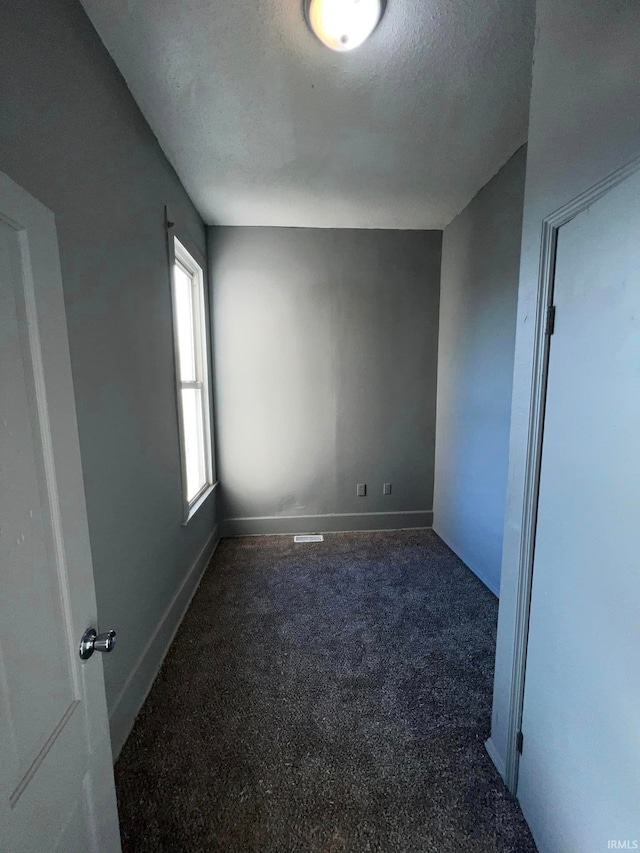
[170,237,214,520]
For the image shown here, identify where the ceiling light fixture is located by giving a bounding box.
[305,0,383,53]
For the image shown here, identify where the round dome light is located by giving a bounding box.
[307,0,383,53]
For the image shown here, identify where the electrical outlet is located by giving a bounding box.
[383,483,392,495]
[356,483,366,497]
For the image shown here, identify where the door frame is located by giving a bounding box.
[502,153,640,794]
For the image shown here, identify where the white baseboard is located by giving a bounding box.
[108,524,220,759]
[432,525,500,597]
[485,736,507,781]
[476,569,500,598]
[221,510,433,537]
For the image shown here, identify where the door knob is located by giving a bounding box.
[79,627,117,660]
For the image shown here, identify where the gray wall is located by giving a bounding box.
[490,0,640,791]
[0,0,218,755]
[433,147,527,596]
[209,227,441,535]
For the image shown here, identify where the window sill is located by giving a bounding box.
[182,480,218,526]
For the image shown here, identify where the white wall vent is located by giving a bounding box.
[293,534,324,543]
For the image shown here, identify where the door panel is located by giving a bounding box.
[0,173,120,852]
[1,217,78,798]
[517,168,640,852]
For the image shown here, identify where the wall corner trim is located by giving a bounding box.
[479,573,500,598]
[485,737,507,781]
[432,525,500,598]
[108,524,220,759]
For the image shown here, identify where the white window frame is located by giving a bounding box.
[170,236,215,523]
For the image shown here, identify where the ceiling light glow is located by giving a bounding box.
[307,0,383,52]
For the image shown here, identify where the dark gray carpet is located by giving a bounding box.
[115,530,536,852]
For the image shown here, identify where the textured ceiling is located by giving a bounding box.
[80,0,535,228]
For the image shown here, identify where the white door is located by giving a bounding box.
[0,172,121,852]
[517,167,640,852]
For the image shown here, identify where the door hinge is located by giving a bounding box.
[545,304,556,336]
[516,731,524,755]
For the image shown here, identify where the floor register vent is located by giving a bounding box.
[294,534,324,543]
